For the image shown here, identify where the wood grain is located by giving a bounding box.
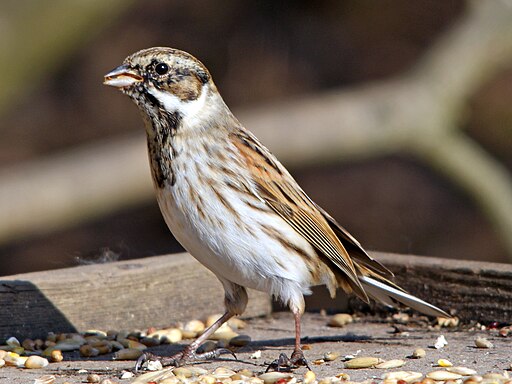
[0,253,271,340]
[307,252,512,323]
[1,251,510,341]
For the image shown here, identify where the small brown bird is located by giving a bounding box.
[104,47,448,371]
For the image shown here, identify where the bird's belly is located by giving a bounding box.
[154,181,316,296]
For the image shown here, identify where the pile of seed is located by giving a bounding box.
[0,314,248,370]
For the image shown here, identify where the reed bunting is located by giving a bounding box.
[104,47,448,371]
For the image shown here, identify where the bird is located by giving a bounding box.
[103,47,448,371]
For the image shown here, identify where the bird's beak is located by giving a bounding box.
[103,64,143,88]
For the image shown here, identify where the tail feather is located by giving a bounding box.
[360,275,449,318]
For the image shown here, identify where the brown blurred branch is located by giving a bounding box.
[0,1,512,258]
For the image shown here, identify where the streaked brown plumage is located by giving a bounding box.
[104,47,448,371]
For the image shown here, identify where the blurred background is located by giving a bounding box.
[1,0,511,276]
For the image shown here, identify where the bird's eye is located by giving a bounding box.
[155,62,169,75]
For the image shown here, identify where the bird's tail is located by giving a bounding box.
[359,275,449,318]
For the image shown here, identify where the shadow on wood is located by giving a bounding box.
[0,280,77,340]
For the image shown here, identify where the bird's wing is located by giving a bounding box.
[231,130,369,302]
[313,203,393,277]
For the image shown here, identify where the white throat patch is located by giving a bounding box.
[148,84,208,125]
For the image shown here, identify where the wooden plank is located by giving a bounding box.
[1,251,510,341]
[0,253,271,341]
[307,252,512,323]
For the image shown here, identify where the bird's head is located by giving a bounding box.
[104,47,215,121]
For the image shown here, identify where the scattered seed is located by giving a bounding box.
[382,371,423,383]
[446,367,477,376]
[120,371,134,379]
[113,348,142,360]
[259,372,293,384]
[33,375,56,384]
[375,359,406,369]
[426,371,462,381]
[49,349,63,362]
[474,337,493,348]
[434,335,448,349]
[173,367,193,378]
[328,313,353,327]
[147,328,182,344]
[437,359,453,367]
[79,344,99,357]
[323,351,340,361]
[313,359,325,365]
[412,348,426,359]
[437,317,459,328]
[482,373,506,380]
[304,370,316,384]
[344,356,383,369]
[86,373,101,383]
[250,350,262,359]
[0,359,4,368]
[228,317,247,329]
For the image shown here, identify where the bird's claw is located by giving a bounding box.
[134,348,237,372]
[266,350,311,372]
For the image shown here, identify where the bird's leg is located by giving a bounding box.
[266,310,311,372]
[135,281,247,372]
[135,311,235,371]
[289,310,310,369]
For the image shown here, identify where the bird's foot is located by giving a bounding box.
[265,349,311,372]
[134,347,236,372]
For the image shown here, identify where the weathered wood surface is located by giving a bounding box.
[307,252,512,323]
[0,253,271,340]
[1,252,510,341]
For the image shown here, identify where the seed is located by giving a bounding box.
[99,380,114,384]
[437,359,453,367]
[87,374,101,383]
[437,317,459,328]
[328,313,353,327]
[0,359,4,368]
[173,367,193,378]
[382,371,423,383]
[323,351,340,361]
[4,352,27,367]
[50,349,63,362]
[22,339,36,351]
[147,328,182,344]
[482,373,506,380]
[198,375,216,384]
[120,371,134,379]
[24,355,49,369]
[426,371,463,381]
[250,350,262,359]
[0,350,6,359]
[210,326,238,341]
[228,317,247,329]
[206,314,224,327]
[447,367,477,376]
[474,337,493,348]
[259,372,293,384]
[183,319,205,335]
[229,334,251,347]
[412,348,426,358]
[238,369,254,377]
[375,359,406,369]
[54,340,84,351]
[33,375,56,384]
[344,356,383,368]
[304,370,316,384]
[84,330,107,338]
[6,337,20,348]
[434,335,448,349]
[113,348,143,360]
[313,359,325,365]
[79,344,99,357]
[213,367,237,378]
